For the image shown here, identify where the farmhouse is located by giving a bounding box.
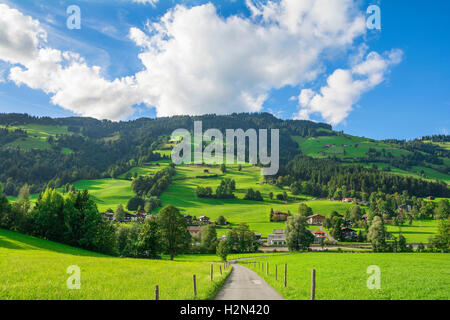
[398,204,412,212]
[185,215,193,225]
[341,227,357,241]
[198,216,211,224]
[311,230,327,244]
[342,198,354,203]
[272,211,289,222]
[427,196,435,201]
[267,229,286,246]
[306,214,326,225]
[101,212,114,221]
[124,212,138,222]
[187,226,203,237]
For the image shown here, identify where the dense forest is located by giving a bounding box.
[278,155,449,198]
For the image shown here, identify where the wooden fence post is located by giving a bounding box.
[266,262,269,276]
[210,264,213,281]
[155,285,159,300]
[220,265,223,275]
[275,265,277,281]
[311,269,316,300]
[284,264,287,288]
[193,275,197,297]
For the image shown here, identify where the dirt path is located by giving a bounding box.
[214,263,284,300]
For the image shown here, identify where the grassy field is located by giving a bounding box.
[72,179,134,212]
[292,134,409,159]
[292,135,450,183]
[1,124,71,152]
[158,164,320,236]
[239,253,450,300]
[6,160,443,242]
[384,220,439,243]
[0,229,230,300]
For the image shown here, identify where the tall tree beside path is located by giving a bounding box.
[158,205,191,260]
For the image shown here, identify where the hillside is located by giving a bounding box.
[1,113,448,197]
[1,113,448,244]
[0,229,230,300]
[292,133,450,183]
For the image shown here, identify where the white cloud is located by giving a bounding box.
[0,3,140,120]
[132,0,366,117]
[295,49,403,125]
[0,4,46,65]
[0,1,403,122]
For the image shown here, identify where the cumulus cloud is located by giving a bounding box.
[0,4,46,65]
[131,0,366,117]
[0,3,140,120]
[295,49,403,125]
[0,1,402,123]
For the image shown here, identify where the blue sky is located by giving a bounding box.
[0,0,448,140]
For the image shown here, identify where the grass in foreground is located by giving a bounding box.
[239,253,450,300]
[0,229,230,300]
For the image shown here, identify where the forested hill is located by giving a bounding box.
[0,112,448,198]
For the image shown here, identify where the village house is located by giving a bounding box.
[342,198,355,203]
[306,214,326,225]
[341,227,357,241]
[357,201,370,206]
[398,204,412,212]
[267,229,286,246]
[187,226,203,237]
[427,196,435,201]
[311,230,327,244]
[255,233,263,244]
[271,211,289,222]
[185,215,193,225]
[124,212,138,223]
[198,216,211,224]
[101,212,114,221]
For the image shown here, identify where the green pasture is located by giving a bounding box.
[0,229,230,300]
[72,179,134,212]
[1,124,70,151]
[292,135,409,159]
[239,253,450,300]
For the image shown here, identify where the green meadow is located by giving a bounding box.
[72,179,134,212]
[292,135,450,183]
[6,161,444,242]
[240,253,450,300]
[0,229,230,300]
[292,134,409,159]
[1,124,71,152]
